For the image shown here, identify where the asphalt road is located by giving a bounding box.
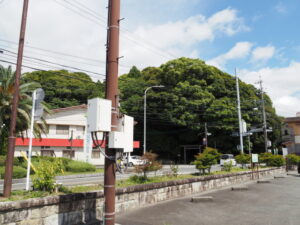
[117,174,300,225]
[0,165,220,191]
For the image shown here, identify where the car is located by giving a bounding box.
[123,155,146,167]
[220,154,237,166]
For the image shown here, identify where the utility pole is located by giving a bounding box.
[104,0,120,224]
[3,0,30,197]
[235,69,244,154]
[204,122,208,148]
[258,78,268,153]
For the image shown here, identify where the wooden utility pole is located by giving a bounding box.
[3,0,30,197]
[104,0,120,224]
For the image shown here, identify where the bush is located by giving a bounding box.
[192,147,221,175]
[0,166,27,179]
[129,175,148,183]
[65,161,96,173]
[235,154,251,168]
[170,163,179,177]
[259,153,285,167]
[286,154,300,165]
[134,152,162,179]
[223,161,233,172]
[0,156,19,166]
[259,153,273,165]
[33,159,64,192]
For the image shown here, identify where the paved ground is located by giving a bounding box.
[0,165,215,191]
[117,174,300,225]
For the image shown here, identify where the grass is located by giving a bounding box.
[56,168,104,176]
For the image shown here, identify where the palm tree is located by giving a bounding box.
[0,65,48,155]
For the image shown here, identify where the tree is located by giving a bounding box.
[235,154,251,168]
[119,58,283,158]
[193,147,221,174]
[23,70,105,109]
[134,152,162,179]
[0,65,48,155]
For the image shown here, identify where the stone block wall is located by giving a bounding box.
[0,168,285,225]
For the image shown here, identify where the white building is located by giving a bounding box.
[15,105,140,166]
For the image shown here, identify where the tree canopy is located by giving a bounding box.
[23,70,105,109]
[119,58,283,159]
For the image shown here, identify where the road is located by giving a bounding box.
[117,174,300,225]
[0,165,220,191]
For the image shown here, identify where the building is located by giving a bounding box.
[282,112,300,155]
[15,105,140,166]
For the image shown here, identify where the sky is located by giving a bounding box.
[0,0,299,117]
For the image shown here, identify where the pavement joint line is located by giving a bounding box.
[231,186,249,191]
[257,180,271,183]
[274,176,287,179]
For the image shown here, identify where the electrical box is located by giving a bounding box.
[123,115,134,153]
[108,131,125,149]
[87,98,112,132]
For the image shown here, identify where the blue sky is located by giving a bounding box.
[0,0,299,117]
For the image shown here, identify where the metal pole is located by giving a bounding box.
[3,0,30,197]
[235,69,244,154]
[259,78,268,153]
[143,88,149,155]
[25,90,36,191]
[205,122,208,148]
[104,0,120,224]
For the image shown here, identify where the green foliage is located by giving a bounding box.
[0,156,19,166]
[119,58,283,158]
[193,148,221,174]
[0,166,27,179]
[259,153,285,167]
[23,70,105,109]
[235,154,251,168]
[129,175,148,183]
[286,154,300,165]
[65,160,96,173]
[134,152,162,179]
[223,161,233,172]
[32,158,64,192]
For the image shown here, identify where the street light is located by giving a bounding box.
[144,85,165,154]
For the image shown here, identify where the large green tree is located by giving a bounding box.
[119,58,283,159]
[23,70,105,109]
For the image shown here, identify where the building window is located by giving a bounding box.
[41,150,54,157]
[63,150,75,158]
[284,130,289,135]
[56,125,69,135]
[92,151,101,159]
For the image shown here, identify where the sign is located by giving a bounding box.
[252,154,258,163]
[34,88,45,120]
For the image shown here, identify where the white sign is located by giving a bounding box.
[252,154,258,163]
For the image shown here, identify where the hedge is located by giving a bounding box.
[0,166,27,179]
[65,161,96,173]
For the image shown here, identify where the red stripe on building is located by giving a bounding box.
[15,138,140,149]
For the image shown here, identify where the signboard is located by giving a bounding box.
[34,88,45,120]
[252,154,258,163]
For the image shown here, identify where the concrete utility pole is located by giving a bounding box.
[204,122,208,148]
[104,0,120,224]
[235,69,244,154]
[258,78,268,152]
[3,0,30,197]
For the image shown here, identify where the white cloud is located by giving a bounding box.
[0,2,249,76]
[251,45,276,62]
[274,2,287,14]
[240,61,300,117]
[207,42,253,68]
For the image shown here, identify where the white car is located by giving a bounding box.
[123,155,146,167]
[220,154,237,166]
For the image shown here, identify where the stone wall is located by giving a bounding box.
[0,168,285,225]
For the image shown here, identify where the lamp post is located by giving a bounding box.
[144,85,164,154]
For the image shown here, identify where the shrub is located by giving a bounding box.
[0,156,19,166]
[0,166,27,179]
[223,161,233,172]
[170,163,179,177]
[192,147,221,175]
[235,154,251,168]
[65,160,96,173]
[259,153,285,167]
[286,154,300,165]
[135,152,162,179]
[33,158,64,192]
[129,175,148,183]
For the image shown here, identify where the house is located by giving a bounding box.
[15,105,140,166]
[282,112,300,155]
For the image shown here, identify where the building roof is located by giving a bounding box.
[285,117,300,123]
[52,104,87,113]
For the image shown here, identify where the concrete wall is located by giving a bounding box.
[0,168,285,225]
